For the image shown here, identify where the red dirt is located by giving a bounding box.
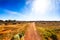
[24,22,42,40]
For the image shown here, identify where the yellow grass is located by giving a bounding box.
[0,21,60,40]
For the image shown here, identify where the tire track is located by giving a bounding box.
[24,22,42,40]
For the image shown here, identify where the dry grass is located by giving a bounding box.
[0,23,28,40]
[36,22,60,40]
[0,21,60,40]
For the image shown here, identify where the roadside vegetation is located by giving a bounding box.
[36,27,60,40]
[0,20,60,40]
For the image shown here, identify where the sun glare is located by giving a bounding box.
[32,0,49,14]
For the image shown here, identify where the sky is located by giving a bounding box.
[0,0,60,21]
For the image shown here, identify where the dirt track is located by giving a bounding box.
[24,22,42,40]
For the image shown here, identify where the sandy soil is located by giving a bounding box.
[24,22,42,40]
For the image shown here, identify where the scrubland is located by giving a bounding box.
[0,22,28,40]
[36,21,60,40]
[0,21,60,40]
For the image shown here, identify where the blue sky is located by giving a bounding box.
[0,0,60,21]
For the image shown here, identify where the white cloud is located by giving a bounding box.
[4,9,60,21]
[5,10,18,14]
[26,0,32,5]
[31,0,49,14]
[4,10,24,16]
[3,0,60,21]
[23,0,60,21]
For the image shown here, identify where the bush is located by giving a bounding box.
[11,32,24,40]
[37,27,58,40]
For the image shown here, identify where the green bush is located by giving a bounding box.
[11,32,24,40]
[37,27,58,40]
